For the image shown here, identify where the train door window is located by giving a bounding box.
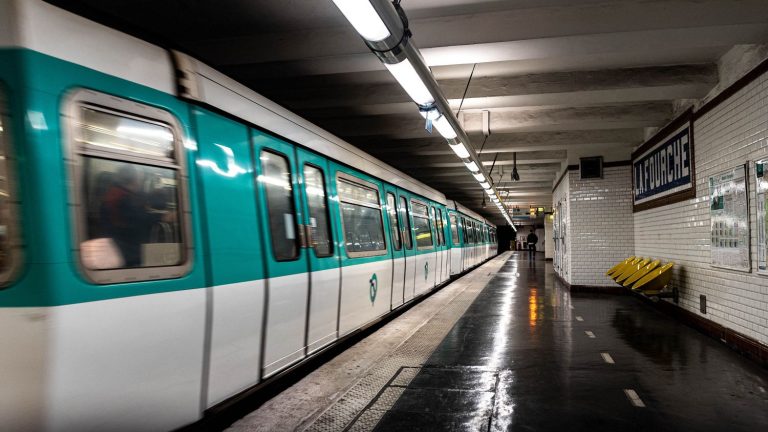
[0,85,20,286]
[435,208,445,246]
[386,193,401,251]
[465,219,471,244]
[261,150,299,261]
[399,196,413,249]
[411,200,433,249]
[337,174,386,256]
[67,90,191,283]
[461,217,467,244]
[429,206,437,245]
[303,164,332,257]
[449,214,459,245]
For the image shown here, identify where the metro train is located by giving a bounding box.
[0,1,499,430]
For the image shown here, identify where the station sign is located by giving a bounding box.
[632,110,695,211]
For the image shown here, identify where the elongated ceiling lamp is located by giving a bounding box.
[331,0,512,225]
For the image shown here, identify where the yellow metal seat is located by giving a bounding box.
[606,256,635,277]
[611,257,643,281]
[622,259,661,287]
[615,258,651,283]
[632,262,674,293]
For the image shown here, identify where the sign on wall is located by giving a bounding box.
[632,110,695,212]
[754,160,768,274]
[709,164,750,272]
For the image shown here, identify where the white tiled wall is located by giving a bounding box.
[635,69,768,346]
[569,166,635,286]
[553,171,571,282]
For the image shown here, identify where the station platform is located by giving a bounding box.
[228,252,768,432]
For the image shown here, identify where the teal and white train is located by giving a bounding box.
[0,1,498,430]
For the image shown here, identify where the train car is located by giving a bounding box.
[0,1,496,430]
[446,201,497,275]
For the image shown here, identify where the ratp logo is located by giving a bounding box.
[369,273,378,304]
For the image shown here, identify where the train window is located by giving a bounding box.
[399,196,412,249]
[449,214,459,245]
[261,151,298,261]
[0,86,20,286]
[411,200,433,249]
[337,175,386,256]
[386,193,401,251]
[429,207,437,245]
[303,164,332,257]
[67,90,191,283]
[435,208,445,246]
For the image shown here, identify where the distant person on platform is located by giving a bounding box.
[526,229,538,259]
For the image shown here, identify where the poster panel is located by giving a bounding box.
[755,160,768,274]
[709,164,750,271]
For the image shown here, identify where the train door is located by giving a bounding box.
[460,217,468,271]
[334,169,393,334]
[252,133,309,377]
[440,208,449,282]
[295,148,341,354]
[435,207,449,284]
[384,186,405,308]
[410,199,434,296]
[430,206,441,288]
[193,109,264,407]
[448,212,462,275]
[399,192,416,301]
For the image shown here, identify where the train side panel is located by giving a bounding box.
[191,108,267,407]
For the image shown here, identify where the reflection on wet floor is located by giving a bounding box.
[371,252,768,432]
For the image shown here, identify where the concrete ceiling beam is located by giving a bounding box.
[352,129,644,155]
[266,64,716,109]
[195,0,768,66]
[324,102,671,138]
[215,24,768,76]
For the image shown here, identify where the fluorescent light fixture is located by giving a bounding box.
[485,188,494,196]
[465,161,479,172]
[472,172,485,182]
[385,59,435,106]
[433,116,457,139]
[449,142,470,159]
[480,182,491,189]
[332,0,391,42]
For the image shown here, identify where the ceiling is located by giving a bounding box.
[49,0,768,225]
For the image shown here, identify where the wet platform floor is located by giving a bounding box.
[362,253,768,431]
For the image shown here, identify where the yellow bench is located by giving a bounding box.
[606,256,635,277]
[631,262,674,294]
[615,258,651,284]
[622,259,661,287]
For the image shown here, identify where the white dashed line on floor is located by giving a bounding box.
[624,389,646,407]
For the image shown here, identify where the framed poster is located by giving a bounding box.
[755,160,768,274]
[709,164,750,271]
